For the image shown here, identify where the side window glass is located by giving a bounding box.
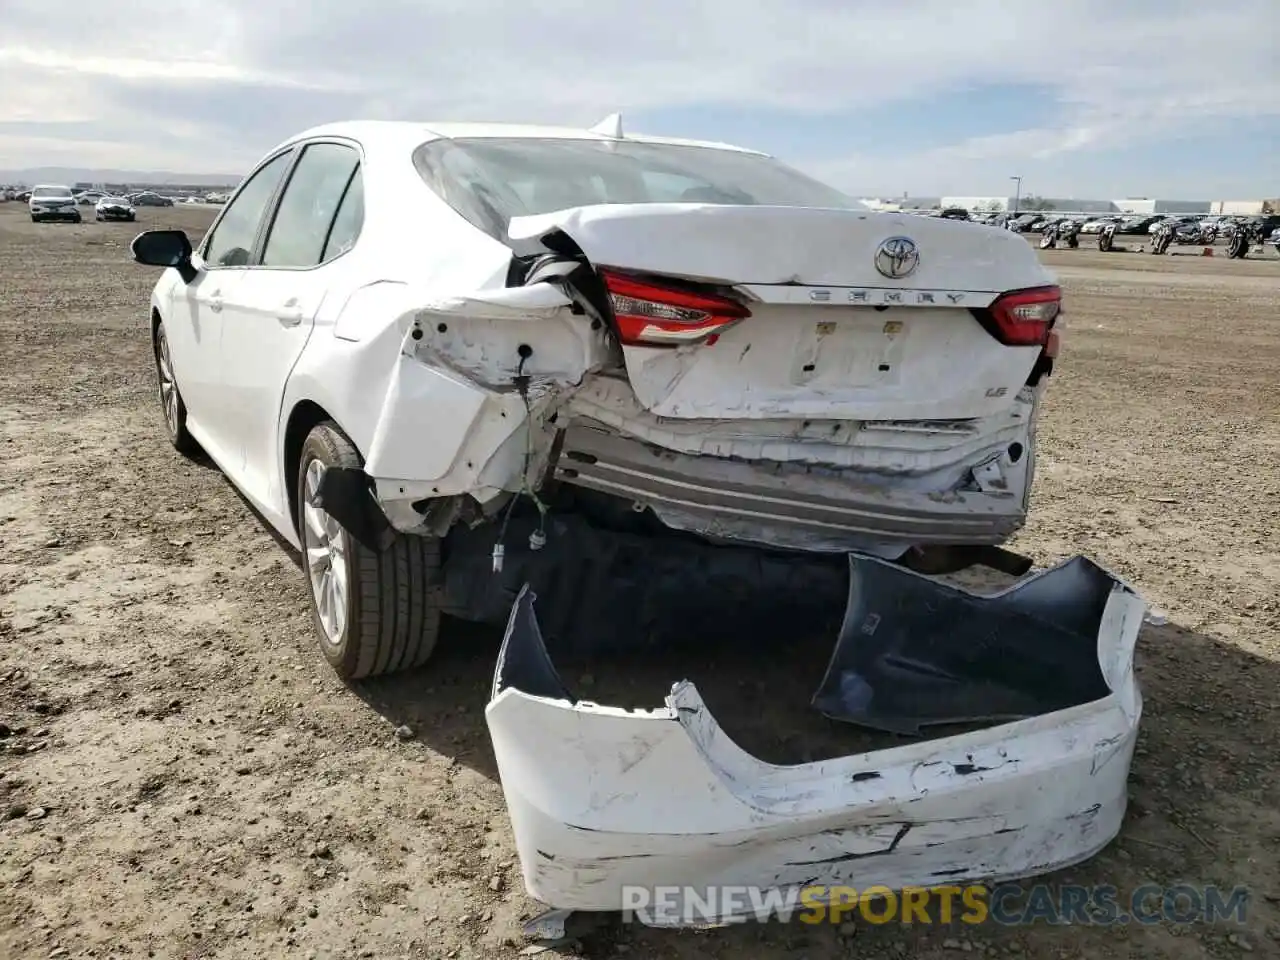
[321,168,364,263]
[203,152,291,267]
[261,143,361,268]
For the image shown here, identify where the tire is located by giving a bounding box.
[296,422,443,680]
[153,321,201,457]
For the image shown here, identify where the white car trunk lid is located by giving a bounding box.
[509,205,1060,421]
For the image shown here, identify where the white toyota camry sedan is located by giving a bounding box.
[132,117,1062,681]
[124,119,1153,926]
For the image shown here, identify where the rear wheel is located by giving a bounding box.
[153,321,201,457]
[297,422,443,680]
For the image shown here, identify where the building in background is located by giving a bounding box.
[934,197,1223,215]
[1209,199,1280,215]
[859,196,941,211]
[941,196,1018,213]
[1115,198,1212,214]
[942,196,1119,213]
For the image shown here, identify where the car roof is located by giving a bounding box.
[278,119,770,158]
[32,183,72,190]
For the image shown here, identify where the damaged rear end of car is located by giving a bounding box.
[363,133,1064,563]
[270,123,1137,925]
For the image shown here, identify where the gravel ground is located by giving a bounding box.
[1,203,1278,960]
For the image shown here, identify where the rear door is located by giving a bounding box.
[217,139,365,517]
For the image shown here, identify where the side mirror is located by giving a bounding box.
[131,229,191,267]
[131,229,197,282]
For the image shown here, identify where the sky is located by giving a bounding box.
[1,0,1277,198]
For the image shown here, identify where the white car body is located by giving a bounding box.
[133,119,1117,923]
[143,119,1060,561]
[1079,217,1120,234]
[29,184,81,222]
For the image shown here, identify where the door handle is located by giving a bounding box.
[207,290,223,313]
[277,298,304,327]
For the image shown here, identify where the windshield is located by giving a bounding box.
[32,186,73,199]
[413,137,864,238]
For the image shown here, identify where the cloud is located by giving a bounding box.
[1,0,1276,194]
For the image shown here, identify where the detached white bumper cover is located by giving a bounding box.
[484,556,1145,924]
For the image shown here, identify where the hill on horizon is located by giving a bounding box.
[0,166,241,186]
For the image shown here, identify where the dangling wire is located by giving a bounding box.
[514,353,550,546]
[492,352,550,573]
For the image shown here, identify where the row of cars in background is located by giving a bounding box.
[17,185,132,223]
[2,186,229,206]
[975,210,1280,245]
[3,183,230,224]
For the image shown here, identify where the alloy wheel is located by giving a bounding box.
[302,459,349,645]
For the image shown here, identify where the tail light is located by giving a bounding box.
[986,285,1061,346]
[599,269,750,346]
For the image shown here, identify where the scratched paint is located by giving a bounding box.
[484,571,1146,923]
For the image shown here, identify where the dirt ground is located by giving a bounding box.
[1,202,1278,960]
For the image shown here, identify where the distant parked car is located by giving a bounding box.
[1117,216,1160,235]
[1080,217,1122,235]
[1148,216,1195,235]
[1040,216,1073,232]
[76,191,106,206]
[29,184,82,223]
[132,192,175,207]
[96,196,136,222]
[1174,220,1210,244]
[1248,215,1280,237]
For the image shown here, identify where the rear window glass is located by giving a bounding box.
[33,187,73,199]
[412,137,865,239]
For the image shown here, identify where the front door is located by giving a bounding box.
[216,140,366,522]
[184,149,295,465]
